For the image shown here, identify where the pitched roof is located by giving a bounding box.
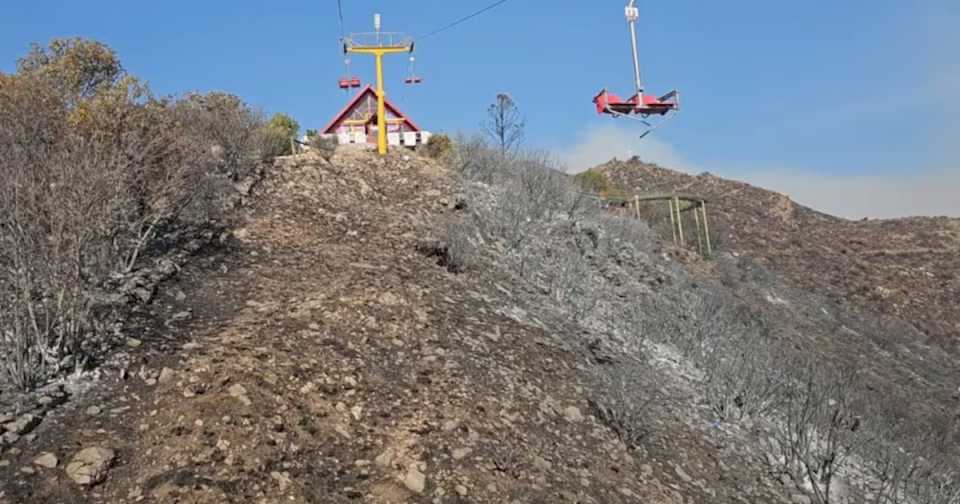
[322,85,421,134]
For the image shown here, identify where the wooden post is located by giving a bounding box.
[290,137,297,156]
[634,195,640,220]
[693,203,704,255]
[701,201,713,256]
[674,196,685,247]
[668,199,678,245]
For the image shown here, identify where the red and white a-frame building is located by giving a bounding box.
[321,85,432,148]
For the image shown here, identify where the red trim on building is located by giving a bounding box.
[322,85,421,135]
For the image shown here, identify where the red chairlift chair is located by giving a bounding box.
[403,56,423,85]
[338,56,362,89]
[338,77,362,89]
[593,89,679,116]
[594,1,679,139]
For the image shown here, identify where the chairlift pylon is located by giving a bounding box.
[593,1,679,139]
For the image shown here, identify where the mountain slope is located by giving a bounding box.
[596,158,960,354]
[1,150,803,503]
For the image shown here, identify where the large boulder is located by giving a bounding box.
[65,447,115,486]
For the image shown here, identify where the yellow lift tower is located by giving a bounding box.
[343,14,414,155]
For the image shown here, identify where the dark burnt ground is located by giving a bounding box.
[0,150,797,504]
[0,214,254,503]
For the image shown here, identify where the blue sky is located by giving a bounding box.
[2,1,957,218]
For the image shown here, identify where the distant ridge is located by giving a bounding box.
[595,157,960,353]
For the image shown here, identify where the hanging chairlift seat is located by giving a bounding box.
[338,77,362,89]
[593,88,678,116]
[404,76,423,85]
[590,2,680,139]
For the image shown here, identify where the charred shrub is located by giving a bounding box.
[0,38,276,390]
[589,361,658,449]
[417,218,474,274]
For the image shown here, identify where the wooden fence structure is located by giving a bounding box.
[587,192,713,257]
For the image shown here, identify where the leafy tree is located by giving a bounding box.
[16,37,123,104]
[262,113,300,157]
[268,113,300,139]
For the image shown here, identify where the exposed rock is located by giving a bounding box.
[639,464,653,479]
[271,471,292,491]
[403,463,426,494]
[66,447,116,486]
[374,449,395,468]
[563,406,584,423]
[378,291,401,306]
[157,367,176,384]
[4,414,41,435]
[228,384,252,406]
[532,455,553,471]
[674,465,693,483]
[33,452,58,469]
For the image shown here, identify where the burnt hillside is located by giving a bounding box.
[0,149,800,503]
[597,158,960,354]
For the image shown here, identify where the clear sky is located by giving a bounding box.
[2,1,957,218]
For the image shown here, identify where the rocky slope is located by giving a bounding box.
[0,149,803,503]
[595,157,960,425]
[597,159,960,353]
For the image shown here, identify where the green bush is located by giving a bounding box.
[261,113,300,158]
[425,133,453,161]
[574,169,612,195]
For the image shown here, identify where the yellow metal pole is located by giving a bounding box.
[346,43,409,155]
[375,52,387,155]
